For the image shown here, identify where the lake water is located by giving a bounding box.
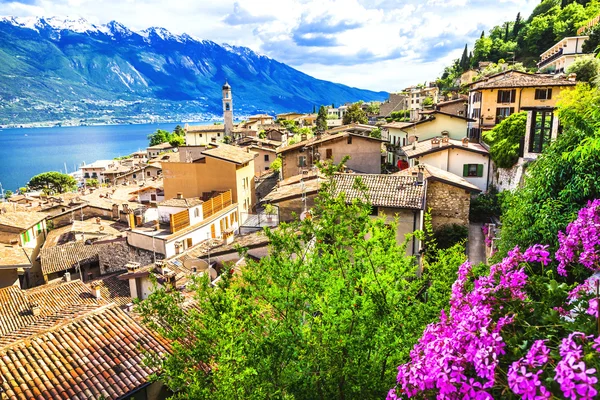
[0,122,204,191]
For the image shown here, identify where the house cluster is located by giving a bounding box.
[0,35,584,396]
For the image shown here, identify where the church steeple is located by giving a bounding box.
[222,81,233,138]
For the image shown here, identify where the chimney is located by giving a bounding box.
[417,164,425,185]
[91,283,102,300]
[155,260,167,275]
[126,262,141,272]
[462,137,469,147]
[441,136,449,145]
[567,73,577,81]
[177,192,183,199]
[431,138,440,148]
[64,271,71,282]
[301,133,308,141]
[31,304,41,317]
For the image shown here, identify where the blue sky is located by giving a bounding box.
[0,0,538,91]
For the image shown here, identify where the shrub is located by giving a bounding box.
[433,224,468,250]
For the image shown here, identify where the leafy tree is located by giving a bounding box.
[28,172,77,194]
[473,36,493,62]
[147,129,172,146]
[582,24,600,54]
[258,130,267,139]
[342,102,368,124]
[475,62,526,80]
[281,119,300,134]
[369,128,382,139]
[173,124,185,137]
[18,187,26,194]
[482,111,527,168]
[432,224,468,250]
[137,164,465,399]
[316,106,328,132]
[168,135,185,147]
[422,97,434,107]
[4,190,12,199]
[270,156,282,172]
[567,55,600,83]
[497,83,600,256]
[85,179,99,188]
[469,186,502,223]
[366,102,380,115]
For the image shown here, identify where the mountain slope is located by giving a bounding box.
[0,17,387,125]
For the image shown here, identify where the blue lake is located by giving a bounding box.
[0,122,205,191]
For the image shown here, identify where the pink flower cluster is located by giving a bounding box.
[481,225,493,248]
[555,333,598,400]
[393,248,529,399]
[568,276,600,318]
[507,340,551,399]
[556,199,600,276]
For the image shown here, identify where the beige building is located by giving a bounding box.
[185,124,228,146]
[276,112,305,121]
[402,137,491,192]
[0,211,46,288]
[538,36,589,74]
[277,131,384,179]
[241,114,275,131]
[460,69,479,86]
[163,143,257,213]
[467,71,576,141]
[247,145,278,177]
[147,142,175,159]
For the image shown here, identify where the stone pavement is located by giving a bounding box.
[467,222,486,265]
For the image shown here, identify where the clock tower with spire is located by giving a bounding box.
[222,81,233,138]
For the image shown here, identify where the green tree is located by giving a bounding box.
[582,24,600,54]
[147,129,172,146]
[482,111,527,168]
[459,44,469,71]
[4,190,12,200]
[28,172,77,194]
[473,36,493,62]
[173,125,185,137]
[18,187,26,194]
[342,102,368,124]
[369,128,382,139]
[366,102,380,115]
[85,178,99,188]
[316,106,328,132]
[168,135,185,147]
[498,83,600,256]
[270,156,282,173]
[513,12,523,37]
[422,97,434,107]
[136,164,465,399]
[567,55,600,83]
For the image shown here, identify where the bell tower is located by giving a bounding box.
[222,81,233,138]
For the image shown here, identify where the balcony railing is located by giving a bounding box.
[537,48,564,68]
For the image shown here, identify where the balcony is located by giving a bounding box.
[537,48,563,68]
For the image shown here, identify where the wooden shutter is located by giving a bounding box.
[477,164,484,177]
[511,89,516,103]
[463,164,469,177]
[326,149,333,159]
[211,224,216,239]
[497,91,502,103]
[534,89,540,100]
[547,88,552,99]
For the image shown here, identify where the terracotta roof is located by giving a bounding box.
[156,152,181,162]
[43,220,127,249]
[185,124,226,133]
[395,164,481,193]
[262,179,320,203]
[88,273,132,307]
[147,142,175,150]
[159,197,204,208]
[402,138,489,158]
[0,280,103,337]
[0,304,170,400]
[40,242,101,276]
[331,174,426,209]
[201,143,257,165]
[0,211,46,230]
[382,111,473,129]
[471,73,576,90]
[0,245,32,267]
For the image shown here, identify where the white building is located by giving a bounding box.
[80,160,115,182]
[127,191,239,259]
[402,137,491,192]
[538,36,589,74]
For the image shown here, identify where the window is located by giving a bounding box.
[472,108,481,119]
[186,238,193,248]
[194,208,200,218]
[495,107,514,124]
[147,171,151,177]
[497,89,516,103]
[217,133,220,137]
[529,110,554,153]
[347,135,352,144]
[225,92,229,99]
[265,166,269,170]
[326,149,333,159]
[298,155,307,167]
[463,164,484,177]
[415,99,419,104]
[225,102,230,111]
[402,137,406,146]
[534,88,553,100]
[264,154,270,162]
[472,92,482,103]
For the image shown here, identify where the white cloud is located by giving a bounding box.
[0,0,539,91]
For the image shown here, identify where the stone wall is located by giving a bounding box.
[277,195,316,222]
[97,238,157,275]
[426,181,471,228]
[493,159,527,192]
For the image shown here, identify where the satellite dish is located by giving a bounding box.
[183,258,209,273]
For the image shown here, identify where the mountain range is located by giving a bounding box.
[0,16,387,126]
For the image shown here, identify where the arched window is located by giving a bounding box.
[225,92,230,99]
[225,102,230,111]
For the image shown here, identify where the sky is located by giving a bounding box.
[0,0,539,92]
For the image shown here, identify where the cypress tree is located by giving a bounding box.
[481,30,485,39]
[504,22,510,41]
[513,12,522,37]
[459,44,469,71]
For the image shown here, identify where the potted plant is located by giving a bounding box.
[264,203,276,222]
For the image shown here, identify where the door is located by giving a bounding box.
[211,224,216,239]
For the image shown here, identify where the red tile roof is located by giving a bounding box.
[0,304,170,400]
